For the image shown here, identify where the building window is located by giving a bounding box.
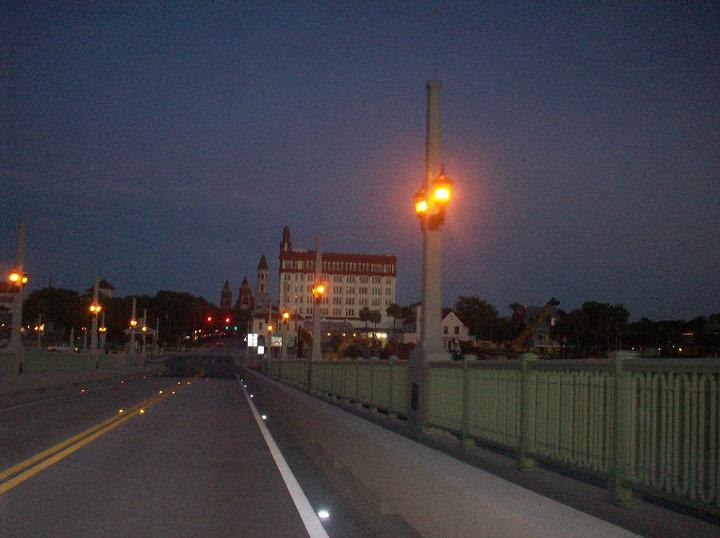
[454,326,460,335]
[346,309,355,316]
[443,326,448,334]
[359,287,367,294]
[360,276,368,283]
[346,275,355,283]
[372,288,381,295]
[371,299,380,306]
[345,298,354,305]
[359,298,367,305]
[346,287,355,294]
[333,275,343,282]
[333,286,342,294]
[386,277,392,284]
[371,276,381,284]
[333,297,342,304]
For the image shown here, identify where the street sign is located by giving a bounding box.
[257,345,265,355]
[270,336,282,348]
[247,333,258,347]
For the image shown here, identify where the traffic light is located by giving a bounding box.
[225,316,231,324]
[234,326,238,331]
[207,315,213,323]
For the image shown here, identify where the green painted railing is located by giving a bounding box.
[266,355,720,516]
[0,351,146,376]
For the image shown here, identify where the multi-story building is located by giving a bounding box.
[277,226,397,328]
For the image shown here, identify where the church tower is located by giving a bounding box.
[235,276,254,313]
[280,225,292,252]
[220,280,232,310]
[255,256,270,311]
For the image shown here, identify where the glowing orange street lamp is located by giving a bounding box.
[267,324,274,332]
[414,173,453,229]
[89,304,102,314]
[8,271,29,286]
[282,311,290,322]
[311,283,326,301]
[130,319,138,328]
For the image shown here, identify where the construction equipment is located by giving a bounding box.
[501,298,559,353]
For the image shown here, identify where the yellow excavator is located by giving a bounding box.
[499,298,559,353]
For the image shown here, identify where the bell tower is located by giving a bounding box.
[280,225,292,252]
[220,280,232,310]
[255,255,269,311]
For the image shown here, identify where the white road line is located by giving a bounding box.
[237,375,330,538]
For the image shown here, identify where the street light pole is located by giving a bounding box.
[8,224,26,353]
[311,236,323,360]
[130,297,137,353]
[90,275,100,355]
[409,80,452,437]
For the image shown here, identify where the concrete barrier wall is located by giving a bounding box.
[245,368,637,538]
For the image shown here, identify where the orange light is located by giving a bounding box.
[89,304,101,314]
[314,284,326,295]
[282,311,290,321]
[415,199,428,214]
[141,326,147,332]
[432,186,451,202]
[130,319,137,327]
[8,272,20,283]
[267,324,274,332]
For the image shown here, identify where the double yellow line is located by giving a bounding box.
[0,379,194,495]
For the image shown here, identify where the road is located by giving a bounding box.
[0,372,373,537]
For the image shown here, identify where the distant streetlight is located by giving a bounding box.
[6,224,27,353]
[89,275,101,355]
[280,310,290,360]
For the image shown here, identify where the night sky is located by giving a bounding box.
[2,3,719,320]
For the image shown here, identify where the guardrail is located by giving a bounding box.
[0,350,148,376]
[265,355,720,516]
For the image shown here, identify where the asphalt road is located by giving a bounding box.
[0,373,372,537]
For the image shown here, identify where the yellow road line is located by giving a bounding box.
[0,392,174,495]
[0,393,160,483]
[0,378,195,490]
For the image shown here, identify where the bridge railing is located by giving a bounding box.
[265,355,720,516]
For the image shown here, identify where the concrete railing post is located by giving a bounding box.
[610,351,633,504]
[388,360,396,417]
[461,358,474,453]
[517,353,538,469]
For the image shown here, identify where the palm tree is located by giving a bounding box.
[359,306,372,329]
[386,303,402,330]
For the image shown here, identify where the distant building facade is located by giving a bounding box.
[220,280,232,310]
[277,226,397,328]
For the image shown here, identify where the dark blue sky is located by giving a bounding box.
[2,2,719,319]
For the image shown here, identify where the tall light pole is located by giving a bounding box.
[311,236,325,360]
[99,311,107,352]
[7,224,28,353]
[129,297,137,353]
[89,275,101,355]
[280,310,290,360]
[409,80,454,436]
[141,308,148,356]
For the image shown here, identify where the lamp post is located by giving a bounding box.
[408,80,454,437]
[36,315,44,350]
[280,310,290,359]
[99,311,107,353]
[311,236,325,360]
[89,275,101,355]
[129,297,137,353]
[141,308,148,357]
[7,224,28,353]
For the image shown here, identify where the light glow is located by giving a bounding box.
[317,509,330,520]
[415,199,428,214]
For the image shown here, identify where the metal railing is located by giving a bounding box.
[266,355,720,516]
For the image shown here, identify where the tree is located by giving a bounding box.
[509,303,526,338]
[400,306,415,330]
[454,296,499,340]
[359,306,372,329]
[386,303,402,330]
[369,309,382,328]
